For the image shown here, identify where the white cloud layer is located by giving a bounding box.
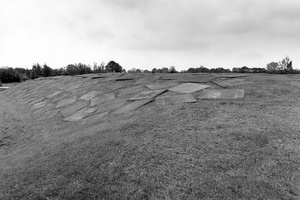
[1,0,300,70]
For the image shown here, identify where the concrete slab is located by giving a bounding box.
[155,94,197,105]
[31,100,48,110]
[168,83,211,94]
[64,107,98,122]
[90,93,116,107]
[145,81,179,90]
[128,89,166,101]
[197,89,245,100]
[60,101,87,117]
[56,96,77,109]
[112,99,152,114]
[79,91,101,101]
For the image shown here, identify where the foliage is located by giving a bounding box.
[267,56,293,74]
[0,67,21,83]
[169,66,178,73]
[105,61,123,73]
[66,63,92,75]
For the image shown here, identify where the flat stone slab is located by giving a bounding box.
[155,94,197,105]
[115,74,137,81]
[197,89,245,99]
[96,98,126,113]
[178,76,216,83]
[117,85,146,98]
[0,87,9,91]
[79,91,101,101]
[112,99,152,114]
[60,101,87,117]
[47,91,63,99]
[91,74,107,79]
[64,107,98,121]
[212,78,251,88]
[128,89,166,101]
[81,111,109,125]
[218,74,248,78]
[31,100,48,110]
[56,96,77,109]
[145,81,179,90]
[134,74,162,85]
[168,83,211,94]
[105,80,133,91]
[91,93,115,107]
[39,109,60,120]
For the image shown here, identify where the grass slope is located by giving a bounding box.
[1,74,300,199]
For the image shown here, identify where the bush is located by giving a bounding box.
[0,68,21,83]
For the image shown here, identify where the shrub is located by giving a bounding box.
[0,67,21,83]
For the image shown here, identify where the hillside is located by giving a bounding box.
[1,73,300,199]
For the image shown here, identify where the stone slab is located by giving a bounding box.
[27,98,44,107]
[91,93,116,107]
[0,87,9,91]
[33,103,55,119]
[112,99,153,114]
[64,107,98,122]
[134,75,162,85]
[115,74,137,81]
[96,98,126,113]
[145,81,179,90]
[60,101,87,117]
[117,85,146,98]
[168,83,211,94]
[79,91,101,101]
[105,80,134,91]
[81,111,109,125]
[47,91,63,99]
[218,74,248,78]
[197,89,245,100]
[56,96,77,109]
[128,89,166,101]
[31,100,48,110]
[91,75,107,79]
[155,94,197,105]
[178,76,216,83]
[212,78,251,88]
[39,109,60,120]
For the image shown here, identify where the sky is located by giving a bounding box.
[1,0,300,71]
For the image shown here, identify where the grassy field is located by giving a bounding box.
[1,74,300,199]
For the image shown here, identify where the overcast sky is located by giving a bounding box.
[1,0,300,71]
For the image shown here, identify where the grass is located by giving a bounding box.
[1,74,300,199]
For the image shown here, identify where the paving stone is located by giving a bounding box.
[64,107,98,122]
[79,91,101,101]
[91,93,116,107]
[56,96,77,108]
[112,99,153,114]
[128,89,166,101]
[134,74,162,85]
[197,89,245,99]
[47,91,63,99]
[145,81,179,90]
[31,100,48,110]
[168,83,211,94]
[155,94,197,105]
[60,101,87,117]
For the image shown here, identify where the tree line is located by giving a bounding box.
[0,56,298,83]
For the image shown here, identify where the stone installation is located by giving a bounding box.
[4,73,249,122]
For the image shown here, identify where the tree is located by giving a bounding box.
[105,61,122,73]
[151,68,157,73]
[32,63,42,78]
[169,66,178,73]
[0,67,21,83]
[266,62,279,73]
[42,63,52,77]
